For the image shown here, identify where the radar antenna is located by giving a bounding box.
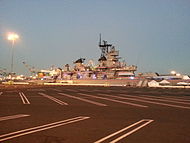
[99,34,112,57]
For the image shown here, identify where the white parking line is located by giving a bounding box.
[64,89,77,92]
[51,89,62,92]
[0,92,3,95]
[94,119,154,143]
[79,93,147,108]
[27,89,46,91]
[38,93,68,105]
[0,116,89,142]
[0,114,30,122]
[131,95,190,105]
[19,92,30,104]
[117,94,190,109]
[142,95,190,102]
[59,93,107,106]
[164,95,190,100]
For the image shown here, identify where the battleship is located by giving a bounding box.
[38,34,137,81]
[32,35,190,87]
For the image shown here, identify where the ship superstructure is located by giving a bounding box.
[96,34,137,79]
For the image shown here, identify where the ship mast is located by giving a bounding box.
[99,34,112,57]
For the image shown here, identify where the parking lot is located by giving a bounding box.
[0,85,190,143]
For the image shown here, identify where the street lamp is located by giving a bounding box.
[7,33,19,76]
[176,73,181,76]
[170,70,176,75]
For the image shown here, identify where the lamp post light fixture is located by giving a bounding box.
[170,70,176,75]
[176,73,181,77]
[7,33,19,76]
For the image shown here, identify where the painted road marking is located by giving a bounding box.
[162,95,190,100]
[143,95,190,102]
[0,92,3,95]
[94,119,154,143]
[117,94,190,109]
[27,89,46,91]
[132,95,190,105]
[0,116,89,142]
[51,89,62,92]
[79,93,147,108]
[0,114,30,122]
[64,89,77,92]
[19,92,30,104]
[38,93,68,105]
[59,93,107,106]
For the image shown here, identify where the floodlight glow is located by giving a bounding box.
[7,33,19,41]
[176,73,181,76]
[170,71,176,75]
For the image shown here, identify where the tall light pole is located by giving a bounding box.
[7,33,19,75]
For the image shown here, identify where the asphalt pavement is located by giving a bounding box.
[0,85,190,143]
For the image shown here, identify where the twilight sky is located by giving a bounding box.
[0,0,190,75]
